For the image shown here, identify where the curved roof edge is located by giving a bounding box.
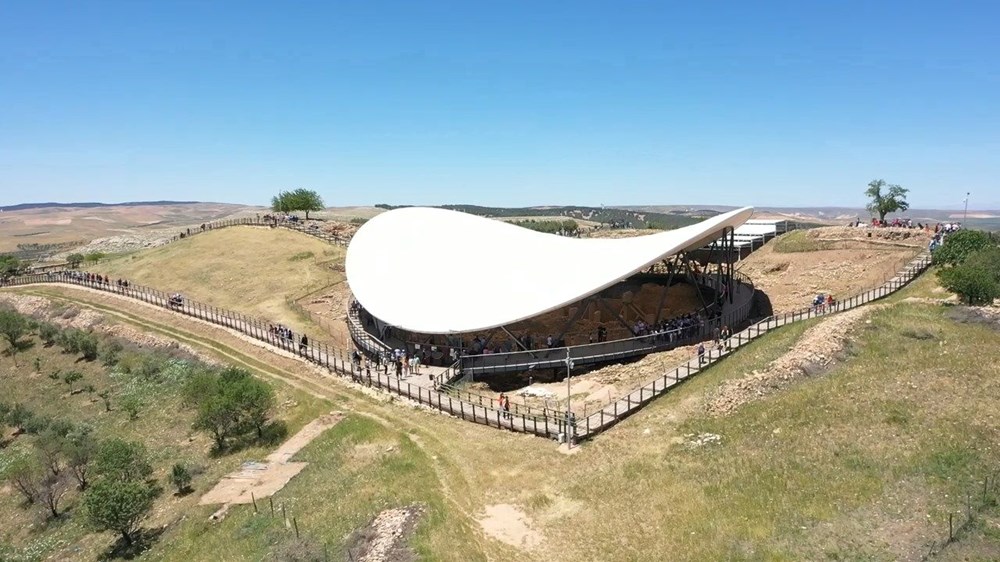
[346,206,754,334]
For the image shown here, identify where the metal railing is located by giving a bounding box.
[574,251,933,440]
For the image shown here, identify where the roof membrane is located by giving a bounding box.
[346,206,754,334]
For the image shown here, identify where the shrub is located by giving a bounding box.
[100,340,124,367]
[83,478,154,547]
[169,463,192,494]
[933,229,997,266]
[37,322,60,345]
[93,439,152,483]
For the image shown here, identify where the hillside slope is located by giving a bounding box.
[739,226,930,312]
[91,226,345,335]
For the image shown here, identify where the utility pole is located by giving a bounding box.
[565,348,575,447]
[964,192,970,224]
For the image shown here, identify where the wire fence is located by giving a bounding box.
[921,469,1000,559]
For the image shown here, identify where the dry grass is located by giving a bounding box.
[4,263,999,561]
[92,226,345,336]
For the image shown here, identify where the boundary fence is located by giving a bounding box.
[0,235,933,442]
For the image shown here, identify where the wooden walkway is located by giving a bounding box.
[2,223,932,443]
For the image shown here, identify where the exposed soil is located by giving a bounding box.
[478,503,543,550]
[738,227,929,313]
[705,305,880,415]
[346,505,424,562]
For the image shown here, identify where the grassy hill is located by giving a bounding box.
[91,227,345,336]
[4,241,1000,559]
[0,307,330,561]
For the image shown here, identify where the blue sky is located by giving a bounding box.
[1,1,998,209]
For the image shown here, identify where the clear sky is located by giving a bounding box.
[1,1,998,210]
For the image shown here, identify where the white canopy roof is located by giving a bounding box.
[346,206,754,334]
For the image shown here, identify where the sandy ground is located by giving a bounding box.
[478,504,543,550]
[737,226,929,313]
[199,412,344,510]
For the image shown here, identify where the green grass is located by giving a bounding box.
[5,266,999,561]
[147,415,479,561]
[0,328,330,561]
[772,230,837,253]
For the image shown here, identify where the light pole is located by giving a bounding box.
[565,348,575,447]
[964,192,970,224]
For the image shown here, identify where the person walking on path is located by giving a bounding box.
[503,394,511,419]
[697,342,706,366]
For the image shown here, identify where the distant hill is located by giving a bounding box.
[375,203,706,230]
[1,201,204,212]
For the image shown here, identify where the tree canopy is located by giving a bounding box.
[93,439,153,483]
[932,229,997,266]
[187,367,276,450]
[935,230,1000,305]
[84,478,154,546]
[271,188,325,220]
[0,254,22,276]
[864,179,910,221]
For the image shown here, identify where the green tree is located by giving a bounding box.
[63,370,83,392]
[0,307,31,366]
[937,247,1000,305]
[84,478,154,547]
[169,463,192,494]
[37,322,60,345]
[65,425,98,490]
[193,393,239,450]
[272,188,325,220]
[932,229,997,266]
[66,253,84,269]
[7,403,33,433]
[93,439,153,483]
[235,375,276,439]
[0,254,22,276]
[865,179,910,222]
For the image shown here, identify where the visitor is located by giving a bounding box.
[299,334,308,354]
[697,343,705,366]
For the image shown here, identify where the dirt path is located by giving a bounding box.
[0,284,487,544]
[199,412,344,512]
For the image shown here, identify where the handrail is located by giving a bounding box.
[575,251,933,440]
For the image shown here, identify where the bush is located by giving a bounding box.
[187,367,276,451]
[169,463,192,494]
[100,340,124,367]
[120,394,143,421]
[38,322,60,345]
[933,229,997,266]
[938,249,1000,305]
[58,329,99,360]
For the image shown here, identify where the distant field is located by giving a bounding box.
[0,203,251,253]
[91,226,345,335]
